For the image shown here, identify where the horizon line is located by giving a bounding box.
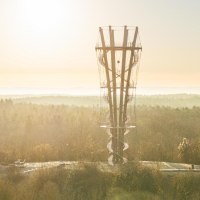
[0,87,200,96]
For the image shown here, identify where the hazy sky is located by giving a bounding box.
[0,0,200,90]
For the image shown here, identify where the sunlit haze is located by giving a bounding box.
[0,0,200,95]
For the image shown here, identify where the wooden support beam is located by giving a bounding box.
[99,27,114,126]
[118,26,128,163]
[123,27,138,124]
[109,26,118,164]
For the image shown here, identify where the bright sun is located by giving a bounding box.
[8,0,85,44]
[19,0,74,36]
[23,0,66,33]
[3,0,87,70]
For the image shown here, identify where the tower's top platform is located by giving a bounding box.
[95,26,142,51]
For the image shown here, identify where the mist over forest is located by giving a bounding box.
[1,95,200,199]
[0,94,200,165]
[1,94,200,107]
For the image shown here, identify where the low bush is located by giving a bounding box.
[0,163,200,200]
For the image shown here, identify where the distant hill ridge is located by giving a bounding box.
[1,94,200,108]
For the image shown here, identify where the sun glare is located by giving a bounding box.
[19,0,85,36]
[24,0,65,33]
[1,0,87,72]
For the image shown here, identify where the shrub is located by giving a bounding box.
[63,164,112,200]
[114,162,160,194]
[173,174,200,200]
[0,180,13,200]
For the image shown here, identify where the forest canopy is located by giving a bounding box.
[0,95,200,164]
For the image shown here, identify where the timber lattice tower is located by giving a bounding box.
[95,26,142,165]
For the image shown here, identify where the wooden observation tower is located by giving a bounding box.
[95,26,142,165]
